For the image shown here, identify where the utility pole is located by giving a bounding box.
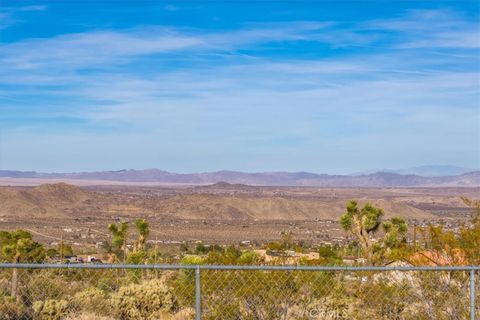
[60,234,64,262]
[155,233,159,277]
[413,224,417,252]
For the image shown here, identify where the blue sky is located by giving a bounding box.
[0,1,479,173]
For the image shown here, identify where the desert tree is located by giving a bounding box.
[340,201,383,263]
[280,230,294,250]
[134,218,149,252]
[108,221,129,262]
[340,201,411,264]
[382,217,408,247]
[381,217,408,261]
[125,219,150,265]
[0,230,45,300]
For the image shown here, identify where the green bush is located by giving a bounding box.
[27,270,75,301]
[74,287,112,316]
[33,299,70,320]
[111,277,177,320]
[0,293,27,320]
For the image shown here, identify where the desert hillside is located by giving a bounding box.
[0,183,91,217]
[150,194,435,220]
[0,183,437,221]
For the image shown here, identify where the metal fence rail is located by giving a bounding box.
[0,264,478,320]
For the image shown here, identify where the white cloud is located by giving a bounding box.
[0,29,203,70]
[0,22,328,72]
[0,9,478,171]
[1,8,476,76]
[402,30,480,49]
[0,5,46,29]
[367,9,480,48]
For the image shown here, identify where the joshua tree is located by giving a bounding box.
[382,217,408,248]
[340,201,410,264]
[108,221,129,262]
[134,219,149,252]
[340,201,383,263]
[381,217,408,261]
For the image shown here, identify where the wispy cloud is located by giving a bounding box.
[0,28,203,70]
[0,4,46,30]
[0,7,478,172]
[0,21,335,71]
[3,8,476,74]
[367,9,480,48]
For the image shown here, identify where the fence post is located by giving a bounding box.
[195,266,201,320]
[471,269,476,320]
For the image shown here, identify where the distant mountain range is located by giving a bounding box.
[352,165,476,177]
[0,168,479,187]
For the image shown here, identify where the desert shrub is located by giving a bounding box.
[0,293,27,320]
[97,273,123,293]
[111,277,177,320]
[0,274,12,294]
[127,251,147,264]
[27,270,72,301]
[181,255,204,265]
[32,299,70,320]
[73,287,112,315]
[353,280,415,320]
[199,269,306,320]
[237,251,262,264]
[412,272,469,320]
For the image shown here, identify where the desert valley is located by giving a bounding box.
[0,169,478,253]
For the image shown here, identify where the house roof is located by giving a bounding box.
[406,249,467,266]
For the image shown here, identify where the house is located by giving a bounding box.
[342,256,365,265]
[75,255,104,264]
[87,256,103,263]
[50,255,82,264]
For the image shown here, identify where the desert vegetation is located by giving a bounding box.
[0,199,478,319]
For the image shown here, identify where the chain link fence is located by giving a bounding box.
[0,264,478,320]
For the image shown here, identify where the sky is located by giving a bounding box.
[0,1,479,174]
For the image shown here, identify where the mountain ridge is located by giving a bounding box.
[0,169,479,187]
[352,165,476,177]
